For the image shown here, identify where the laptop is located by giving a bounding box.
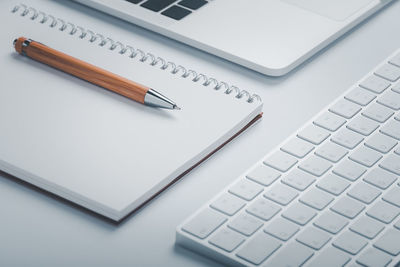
[73,0,393,76]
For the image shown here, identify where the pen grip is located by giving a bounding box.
[14,37,148,104]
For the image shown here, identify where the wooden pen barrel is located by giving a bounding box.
[14,37,149,103]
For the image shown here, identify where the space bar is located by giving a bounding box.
[141,0,178,12]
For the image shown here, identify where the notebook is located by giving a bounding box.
[0,0,263,221]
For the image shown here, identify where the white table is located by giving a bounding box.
[1,1,399,266]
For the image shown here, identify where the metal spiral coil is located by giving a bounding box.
[11,4,261,103]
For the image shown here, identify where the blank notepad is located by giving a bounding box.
[0,1,263,221]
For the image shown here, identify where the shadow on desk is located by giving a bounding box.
[174,243,223,267]
[1,169,228,266]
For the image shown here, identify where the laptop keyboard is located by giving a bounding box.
[176,49,400,266]
[125,0,208,20]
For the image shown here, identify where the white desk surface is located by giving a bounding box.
[1,1,399,266]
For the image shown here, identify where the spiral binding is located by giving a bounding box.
[11,4,261,103]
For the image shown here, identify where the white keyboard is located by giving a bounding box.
[176,49,400,267]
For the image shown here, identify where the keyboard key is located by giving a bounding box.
[317,173,350,196]
[307,247,351,267]
[263,151,298,172]
[299,187,334,210]
[266,242,314,267]
[282,202,317,225]
[329,98,361,119]
[374,229,400,256]
[380,120,400,140]
[315,141,348,163]
[367,200,400,224]
[347,182,381,204]
[299,155,332,177]
[347,115,379,136]
[264,183,298,206]
[393,82,400,93]
[349,146,382,167]
[209,227,245,252]
[210,193,246,216]
[360,74,391,93]
[281,137,314,158]
[331,128,364,149]
[246,165,281,186]
[228,213,263,236]
[314,112,346,132]
[390,52,400,67]
[178,0,207,10]
[141,0,177,12]
[356,247,392,267]
[236,232,281,265]
[246,198,281,221]
[297,124,330,145]
[333,159,366,181]
[362,102,394,122]
[296,226,331,250]
[395,218,400,230]
[331,196,365,219]
[333,231,368,255]
[363,168,397,189]
[264,217,299,241]
[281,169,316,191]
[375,63,400,82]
[365,132,397,153]
[161,5,191,20]
[377,91,400,110]
[182,208,227,239]
[345,87,376,106]
[313,211,348,234]
[379,154,400,175]
[383,186,400,207]
[350,215,384,239]
[229,179,263,201]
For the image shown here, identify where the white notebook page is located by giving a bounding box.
[0,0,263,220]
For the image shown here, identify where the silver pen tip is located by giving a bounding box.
[173,105,181,110]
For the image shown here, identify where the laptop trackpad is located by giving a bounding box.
[282,0,375,21]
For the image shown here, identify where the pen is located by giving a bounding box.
[13,37,180,110]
